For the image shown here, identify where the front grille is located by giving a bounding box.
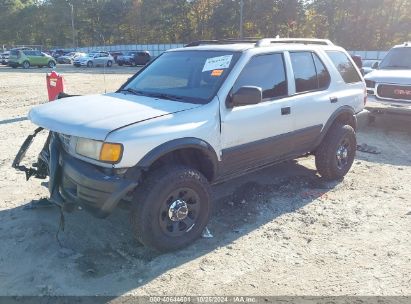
[377,84,411,101]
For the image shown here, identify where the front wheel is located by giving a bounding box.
[315,124,356,181]
[131,165,211,252]
[22,61,30,69]
[106,60,112,67]
[48,61,56,68]
[87,61,93,68]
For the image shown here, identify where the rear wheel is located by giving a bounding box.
[87,61,93,68]
[22,61,30,69]
[315,124,356,181]
[130,165,211,252]
[106,60,112,67]
[48,61,56,68]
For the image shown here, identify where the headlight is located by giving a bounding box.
[75,138,123,163]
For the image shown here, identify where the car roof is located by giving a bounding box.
[392,42,411,48]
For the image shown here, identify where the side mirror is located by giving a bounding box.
[372,62,379,69]
[228,86,262,108]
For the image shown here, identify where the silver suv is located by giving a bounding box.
[15,38,366,252]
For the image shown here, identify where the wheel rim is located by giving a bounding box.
[23,62,29,68]
[159,187,201,237]
[49,62,55,68]
[107,61,112,67]
[336,137,351,169]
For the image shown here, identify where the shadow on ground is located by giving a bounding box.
[0,159,339,296]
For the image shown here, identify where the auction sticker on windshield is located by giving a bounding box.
[202,55,233,72]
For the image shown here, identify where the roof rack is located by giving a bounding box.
[185,38,334,48]
[255,38,334,47]
[185,38,260,47]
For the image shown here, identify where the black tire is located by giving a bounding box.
[106,60,112,67]
[131,165,211,252]
[87,61,93,68]
[22,61,30,69]
[315,124,356,181]
[48,61,56,68]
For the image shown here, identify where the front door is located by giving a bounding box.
[220,53,295,175]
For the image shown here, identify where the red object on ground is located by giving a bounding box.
[46,71,64,101]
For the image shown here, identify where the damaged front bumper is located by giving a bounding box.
[13,130,138,218]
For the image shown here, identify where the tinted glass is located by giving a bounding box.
[326,51,362,83]
[233,53,287,99]
[290,52,318,93]
[312,53,331,89]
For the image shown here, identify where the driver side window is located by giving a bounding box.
[232,53,288,100]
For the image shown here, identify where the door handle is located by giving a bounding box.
[281,107,291,115]
[330,96,338,103]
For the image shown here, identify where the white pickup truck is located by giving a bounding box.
[14,38,366,252]
[365,42,411,117]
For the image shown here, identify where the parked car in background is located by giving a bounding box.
[109,51,123,63]
[133,51,151,66]
[1,51,10,65]
[365,42,411,116]
[51,49,68,59]
[117,51,151,66]
[362,59,380,75]
[57,52,86,64]
[73,52,114,67]
[116,51,139,66]
[8,49,56,69]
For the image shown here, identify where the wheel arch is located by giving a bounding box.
[135,138,219,182]
[315,106,357,148]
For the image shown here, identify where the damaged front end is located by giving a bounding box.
[13,129,139,218]
[13,130,68,209]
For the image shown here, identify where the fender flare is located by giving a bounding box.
[315,106,357,147]
[135,137,219,180]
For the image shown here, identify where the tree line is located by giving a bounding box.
[0,0,410,50]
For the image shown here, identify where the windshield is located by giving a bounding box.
[379,48,411,69]
[123,50,240,104]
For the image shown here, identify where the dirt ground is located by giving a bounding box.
[0,65,410,297]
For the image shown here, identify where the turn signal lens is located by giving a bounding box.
[100,143,123,163]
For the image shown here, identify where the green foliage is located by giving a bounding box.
[0,0,409,49]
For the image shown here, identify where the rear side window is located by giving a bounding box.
[233,53,287,100]
[290,52,330,93]
[326,51,362,83]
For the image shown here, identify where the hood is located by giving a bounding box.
[365,69,411,85]
[29,93,200,140]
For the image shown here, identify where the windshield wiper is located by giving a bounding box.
[144,92,185,101]
[120,88,145,95]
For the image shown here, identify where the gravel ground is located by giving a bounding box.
[0,65,410,297]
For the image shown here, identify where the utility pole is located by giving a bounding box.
[239,0,244,39]
[68,2,76,49]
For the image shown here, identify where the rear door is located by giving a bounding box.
[285,51,333,151]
